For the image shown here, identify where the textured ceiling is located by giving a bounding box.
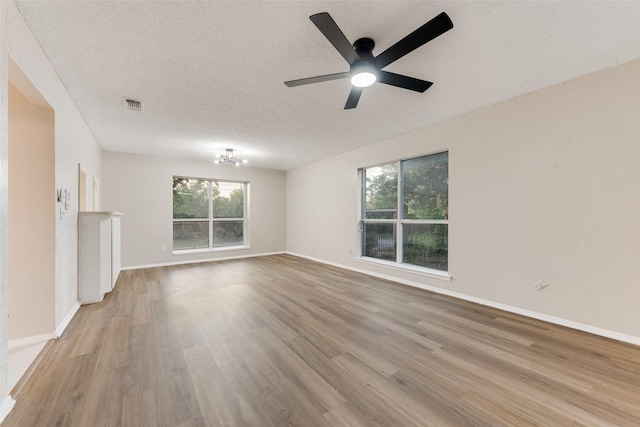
[14,1,640,170]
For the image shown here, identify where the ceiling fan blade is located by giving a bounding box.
[378,71,433,92]
[344,87,362,109]
[310,12,360,65]
[374,12,453,69]
[284,72,350,87]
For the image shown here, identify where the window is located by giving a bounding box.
[173,177,247,251]
[361,151,448,272]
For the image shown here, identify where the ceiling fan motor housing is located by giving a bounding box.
[353,37,375,59]
[350,38,378,80]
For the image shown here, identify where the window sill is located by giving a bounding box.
[355,256,452,282]
[173,245,250,256]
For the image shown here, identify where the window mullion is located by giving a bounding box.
[208,181,214,248]
[360,169,366,256]
[401,219,449,225]
[396,160,403,264]
[243,183,247,246]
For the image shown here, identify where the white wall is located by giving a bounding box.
[287,58,640,342]
[0,0,103,412]
[101,151,286,268]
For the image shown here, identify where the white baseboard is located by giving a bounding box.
[285,251,640,347]
[0,395,15,423]
[8,332,56,350]
[56,301,81,338]
[120,251,286,271]
[10,301,83,347]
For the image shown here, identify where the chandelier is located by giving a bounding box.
[214,148,248,166]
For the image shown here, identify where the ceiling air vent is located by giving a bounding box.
[124,97,143,111]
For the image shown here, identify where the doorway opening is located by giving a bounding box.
[7,58,56,394]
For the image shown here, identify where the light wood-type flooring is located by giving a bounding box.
[4,254,640,426]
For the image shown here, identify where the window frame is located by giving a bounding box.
[172,176,249,254]
[358,151,450,281]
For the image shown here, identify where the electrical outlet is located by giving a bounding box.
[160,246,166,253]
[533,279,549,291]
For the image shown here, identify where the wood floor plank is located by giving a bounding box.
[323,401,387,427]
[336,351,476,427]
[121,389,159,427]
[250,327,346,412]
[76,367,125,426]
[4,254,640,426]
[183,345,248,426]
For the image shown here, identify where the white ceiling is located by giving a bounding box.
[14,1,640,170]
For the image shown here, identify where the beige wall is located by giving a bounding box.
[286,58,640,342]
[8,82,55,341]
[101,151,286,268]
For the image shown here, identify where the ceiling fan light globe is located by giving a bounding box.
[351,72,376,88]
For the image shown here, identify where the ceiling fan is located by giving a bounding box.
[284,11,453,109]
